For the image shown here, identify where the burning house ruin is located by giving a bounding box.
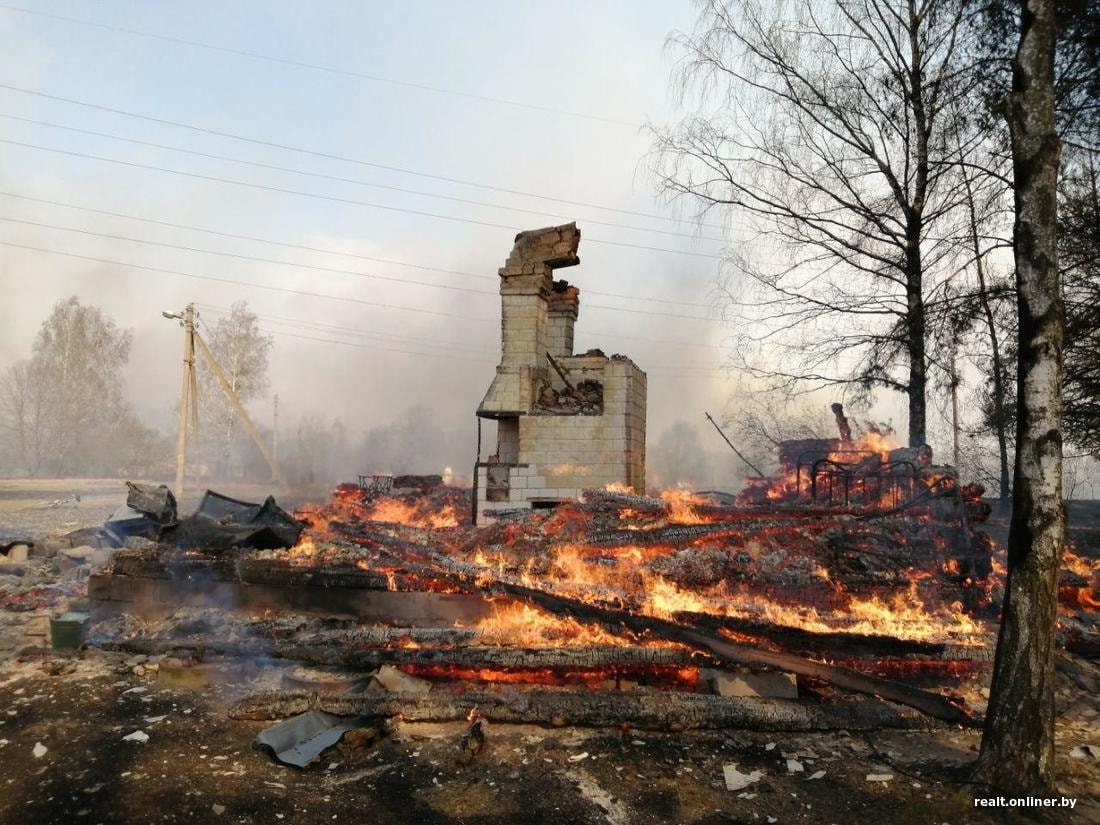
[474,223,646,523]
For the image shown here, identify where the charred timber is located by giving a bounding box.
[90,637,703,670]
[229,688,931,731]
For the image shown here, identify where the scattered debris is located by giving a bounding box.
[369,665,431,695]
[723,763,764,791]
[703,668,799,699]
[32,742,47,758]
[254,711,368,768]
[122,730,149,743]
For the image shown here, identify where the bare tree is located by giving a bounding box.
[0,297,134,476]
[198,301,272,479]
[976,0,1064,793]
[0,360,48,476]
[651,0,982,447]
[732,391,834,474]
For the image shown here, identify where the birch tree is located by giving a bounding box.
[976,0,1065,792]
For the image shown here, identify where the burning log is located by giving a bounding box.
[671,611,994,663]
[490,579,979,726]
[580,489,670,512]
[360,551,980,726]
[831,403,853,443]
[229,688,930,731]
[585,522,756,548]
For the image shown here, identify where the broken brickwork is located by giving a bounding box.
[475,223,646,522]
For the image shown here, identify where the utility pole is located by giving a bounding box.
[164,304,198,501]
[193,330,288,488]
[272,393,280,482]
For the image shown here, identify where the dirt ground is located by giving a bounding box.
[1,479,1098,824]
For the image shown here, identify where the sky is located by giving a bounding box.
[0,1,905,479]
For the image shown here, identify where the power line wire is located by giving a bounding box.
[196,301,729,354]
[0,240,733,372]
[0,82,721,228]
[0,215,494,296]
[0,138,729,261]
[0,5,637,126]
[197,303,498,357]
[0,112,728,244]
[0,239,495,321]
[199,304,730,373]
[0,190,714,308]
[0,215,720,321]
[257,324,730,374]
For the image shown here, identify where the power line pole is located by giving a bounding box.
[193,330,288,488]
[165,304,198,501]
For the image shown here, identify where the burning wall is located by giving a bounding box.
[476,224,646,523]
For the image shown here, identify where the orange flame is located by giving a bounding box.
[365,498,459,529]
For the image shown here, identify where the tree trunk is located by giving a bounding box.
[976,0,1064,794]
[906,246,928,448]
[905,1,930,450]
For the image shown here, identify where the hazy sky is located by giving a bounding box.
[0,1,900,469]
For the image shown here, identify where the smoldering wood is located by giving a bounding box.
[90,636,704,670]
[831,403,853,443]
[580,489,670,511]
[228,688,931,731]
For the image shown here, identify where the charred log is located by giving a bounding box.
[229,688,930,731]
[90,636,702,671]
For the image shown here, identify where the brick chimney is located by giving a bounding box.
[478,223,580,415]
[546,280,579,359]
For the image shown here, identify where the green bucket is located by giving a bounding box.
[50,612,88,650]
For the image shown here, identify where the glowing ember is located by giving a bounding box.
[1063,548,1099,579]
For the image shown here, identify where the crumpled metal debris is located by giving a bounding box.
[254,711,367,768]
[160,491,302,551]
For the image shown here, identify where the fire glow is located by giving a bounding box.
[270,446,1100,695]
